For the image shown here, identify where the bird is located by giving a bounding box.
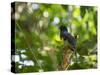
[59,25,77,51]
[58,25,77,70]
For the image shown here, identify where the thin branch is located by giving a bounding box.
[58,46,73,70]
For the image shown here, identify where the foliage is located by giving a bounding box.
[12,2,97,73]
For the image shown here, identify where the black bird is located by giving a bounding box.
[59,26,78,70]
[59,25,76,51]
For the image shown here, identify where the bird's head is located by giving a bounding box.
[59,25,68,32]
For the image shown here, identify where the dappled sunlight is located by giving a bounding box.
[52,17,60,25]
[32,3,39,10]
[43,11,49,17]
[12,2,97,72]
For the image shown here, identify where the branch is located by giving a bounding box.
[58,46,73,70]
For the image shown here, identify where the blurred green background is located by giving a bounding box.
[12,2,97,73]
